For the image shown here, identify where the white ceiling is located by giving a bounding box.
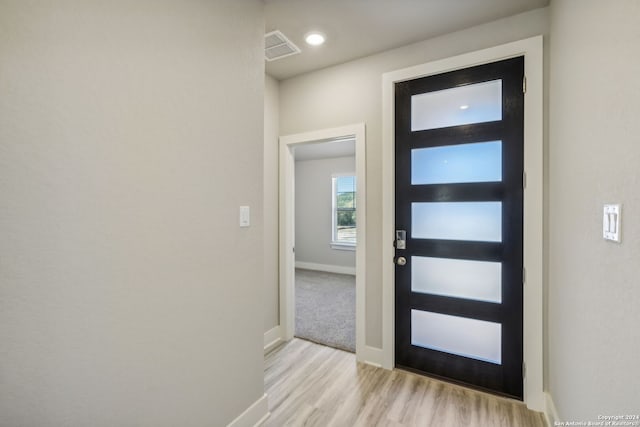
[294,138,355,162]
[264,0,548,80]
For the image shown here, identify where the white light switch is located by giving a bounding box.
[603,204,621,242]
[239,206,250,227]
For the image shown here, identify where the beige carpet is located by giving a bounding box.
[295,268,355,353]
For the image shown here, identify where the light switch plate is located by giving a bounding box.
[603,204,621,242]
[239,206,250,227]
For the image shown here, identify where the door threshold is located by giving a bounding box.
[394,364,523,402]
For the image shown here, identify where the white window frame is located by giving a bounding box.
[331,173,357,250]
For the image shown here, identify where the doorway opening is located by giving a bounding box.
[279,124,366,359]
[294,140,357,351]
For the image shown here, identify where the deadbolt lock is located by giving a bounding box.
[395,256,407,266]
[395,230,406,250]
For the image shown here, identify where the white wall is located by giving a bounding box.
[295,156,356,269]
[548,0,640,420]
[275,7,549,347]
[264,74,280,332]
[0,2,265,426]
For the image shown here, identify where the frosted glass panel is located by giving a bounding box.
[411,80,502,131]
[411,310,502,364]
[411,141,502,185]
[412,202,502,242]
[411,257,502,303]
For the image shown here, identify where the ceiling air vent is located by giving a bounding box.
[265,30,300,62]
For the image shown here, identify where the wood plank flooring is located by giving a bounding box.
[264,338,546,427]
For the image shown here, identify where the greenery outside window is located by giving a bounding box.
[331,174,356,249]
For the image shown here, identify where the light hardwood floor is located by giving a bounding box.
[264,338,546,427]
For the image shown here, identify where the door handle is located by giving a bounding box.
[395,256,407,266]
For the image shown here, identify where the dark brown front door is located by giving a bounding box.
[394,57,525,399]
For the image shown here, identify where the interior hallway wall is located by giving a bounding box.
[0,1,265,425]
[274,7,549,348]
[548,0,640,419]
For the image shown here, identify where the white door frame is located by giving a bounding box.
[381,36,544,411]
[279,123,367,360]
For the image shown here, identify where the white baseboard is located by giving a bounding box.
[544,391,560,426]
[357,345,384,368]
[227,393,269,427]
[295,261,356,276]
[264,325,284,354]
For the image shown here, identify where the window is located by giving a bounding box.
[332,175,356,248]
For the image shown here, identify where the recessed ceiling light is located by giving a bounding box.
[305,32,325,46]
[460,105,469,110]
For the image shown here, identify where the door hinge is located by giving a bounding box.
[522,171,527,189]
[523,76,527,94]
[523,362,527,379]
[523,267,526,285]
